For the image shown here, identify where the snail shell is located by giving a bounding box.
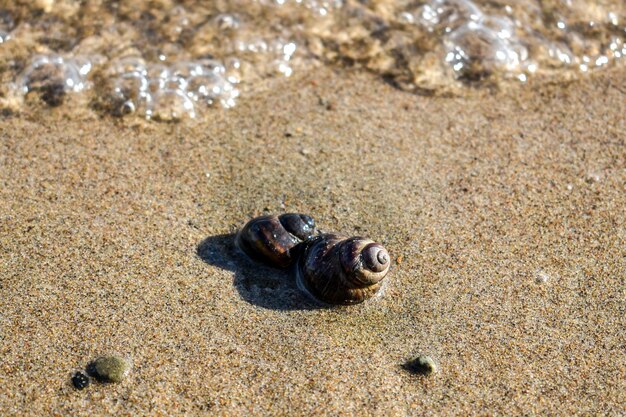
[236,213,317,268]
[295,234,390,305]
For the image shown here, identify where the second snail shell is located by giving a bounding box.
[236,213,316,268]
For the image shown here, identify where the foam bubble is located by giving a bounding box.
[107,57,147,77]
[214,14,241,31]
[416,0,484,32]
[0,30,10,44]
[0,10,14,43]
[1,0,624,119]
[151,89,196,121]
[444,19,529,80]
[108,58,239,118]
[15,55,92,105]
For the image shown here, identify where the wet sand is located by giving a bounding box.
[0,67,624,415]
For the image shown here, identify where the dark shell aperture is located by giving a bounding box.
[295,234,390,305]
[236,213,317,268]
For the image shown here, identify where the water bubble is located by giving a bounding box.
[171,61,205,78]
[152,89,196,121]
[444,21,528,81]
[187,73,224,101]
[118,91,153,118]
[146,64,171,80]
[218,84,239,109]
[224,57,242,83]
[417,0,484,32]
[214,14,241,31]
[165,6,190,39]
[398,12,416,25]
[547,43,575,66]
[197,59,226,75]
[0,10,14,43]
[114,71,148,99]
[275,60,294,76]
[73,57,93,77]
[16,54,91,105]
[108,56,147,76]
[242,37,269,54]
[283,42,297,59]
[106,57,238,119]
[161,75,188,91]
[119,99,136,115]
[2,0,625,119]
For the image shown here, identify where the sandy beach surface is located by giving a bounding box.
[1,67,625,416]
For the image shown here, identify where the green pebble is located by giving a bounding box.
[91,356,131,383]
[404,355,438,376]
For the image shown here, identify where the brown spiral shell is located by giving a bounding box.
[295,234,390,305]
[236,213,317,268]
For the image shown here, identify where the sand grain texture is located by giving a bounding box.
[0,67,625,416]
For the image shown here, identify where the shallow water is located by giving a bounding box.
[0,0,624,120]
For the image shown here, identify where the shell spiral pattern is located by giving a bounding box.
[236,213,316,269]
[295,234,390,305]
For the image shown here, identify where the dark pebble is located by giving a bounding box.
[71,371,90,390]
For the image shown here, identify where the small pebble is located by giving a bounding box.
[404,355,438,376]
[535,270,550,284]
[88,355,131,383]
[71,371,90,390]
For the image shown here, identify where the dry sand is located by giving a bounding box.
[0,67,625,416]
